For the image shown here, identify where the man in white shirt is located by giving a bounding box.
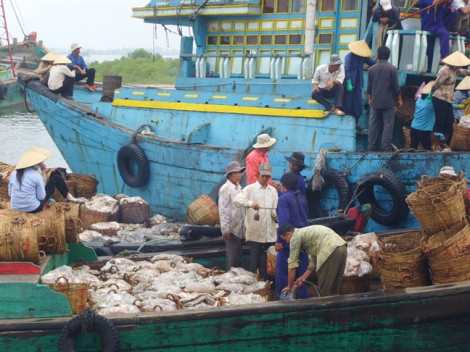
[218,161,246,270]
[311,54,346,117]
[234,163,278,275]
[451,0,470,35]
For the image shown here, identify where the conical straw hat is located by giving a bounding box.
[53,55,71,65]
[15,147,53,170]
[441,51,470,67]
[348,40,372,58]
[456,76,470,90]
[421,80,435,95]
[41,52,56,62]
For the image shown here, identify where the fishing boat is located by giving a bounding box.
[1,239,470,351]
[17,0,470,232]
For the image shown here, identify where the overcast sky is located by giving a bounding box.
[4,0,181,52]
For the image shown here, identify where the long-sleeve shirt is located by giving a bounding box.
[233,181,278,243]
[34,62,53,80]
[276,189,308,248]
[294,171,306,197]
[312,64,345,88]
[432,65,469,103]
[67,53,88,69]
[372,5,403,30]
[344,53,376,90]
[246,149,272,185]
[453,90,470,120]
[48,65,76,90]
[218,179,245,239]
[8,168,46,212]
[287,225,346,272]
[367,59,401,110]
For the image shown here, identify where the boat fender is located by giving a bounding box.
[306,167,352,218]
[117,143,150,188]
[59,309,120,352]
[180,225,223,240]
[355,168,409,226]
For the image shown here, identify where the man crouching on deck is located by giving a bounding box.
[280,223,347,297]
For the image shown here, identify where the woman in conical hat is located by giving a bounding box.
[342,40,376,126]
[8,146,83,213]
[431,51,470,148]
[453,76,470,122]
[34,52,56,83]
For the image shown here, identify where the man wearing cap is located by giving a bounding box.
[218,161,246,270]
[280,223,347,297]
[67,43,97,91]
[343,41,376,126]
[8,147,83,213]
[234,163,278,275]
[311,54,345,117]
[246,133,280,190]
[48,55,76,100]
[275,173,309,299]
[366,46,402,152]
[285,152,307,197]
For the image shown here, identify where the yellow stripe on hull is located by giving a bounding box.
[112,99,324,118]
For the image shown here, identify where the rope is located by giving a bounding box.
[23,79,35,113]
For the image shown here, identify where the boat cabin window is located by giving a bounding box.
[208,36,217,45]
[319,33,333,44]
[342,0,358,11]
[277,0,289,13]
[263,0,302,13]
[233,36,244,45]
[261,35,272,45]
[289,34,302,45]
[219,36,230,45]
[275,35,287,45]
[247,35,258,45]
[320,0,335,11]
[292,0,304,12]
[263,0,275,13]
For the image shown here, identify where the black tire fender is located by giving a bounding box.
[355,168,409,226]
[306,168,352,218]
[59,310,120,352]
[117,143,150,188]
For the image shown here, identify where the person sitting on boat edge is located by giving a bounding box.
[48,55,76,100]
[34,52,56,87]
[280,223,347,297]
[342,40,376,127]
[218,161,246,271]
[275,173,309,299]
[284,152,307,197]
[233,163,278,276]
[449,0,470,36]
[67,43,97,92]
[8,147,83,213]
[366,46,403,152]
[245,133,281,191]
[411,81,435,151]
[311,54,346,117]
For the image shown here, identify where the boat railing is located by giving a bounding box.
[183,52,313,80]
[385,29,467,74]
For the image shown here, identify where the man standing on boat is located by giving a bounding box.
[285,152,307,197]
[311,54,346,117]
[366,46,402,152]
[67,43,97,91]
[218,161,246,270]
[280,223,347,297]
[234,163,278,276]
[245,134,280,190]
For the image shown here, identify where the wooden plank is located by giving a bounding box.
[0,262,40,275]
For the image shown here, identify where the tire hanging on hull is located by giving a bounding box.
[117,143,150,188]
[355,168,409,226]
[307,167,352,218]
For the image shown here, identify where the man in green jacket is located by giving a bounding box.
[280,223,347,297]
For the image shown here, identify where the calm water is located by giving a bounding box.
[0,112,70,171]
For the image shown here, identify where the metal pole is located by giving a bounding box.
[0,0,16,77]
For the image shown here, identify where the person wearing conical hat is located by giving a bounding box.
[34,52,56,84]
[342,40,376,126]
[431,50,470,148]
[453,76,470,122]
[48,55,76,100]
[8,147,83,213]
[410,81,435,150]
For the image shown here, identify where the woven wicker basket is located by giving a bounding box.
[81,205,119,229]
[450,123,470,151]
[36,204,66,254]
[119,198,150,224]
[406,185,466,235]
[186,195,220,226]
[429,252,470,284]
[423,221,470,262]
[49,277,89,314]
[0,181,9,200]
[395,85,418,126]
[69,173,99,199]
[340,274,371,294]
[65,217,84,244]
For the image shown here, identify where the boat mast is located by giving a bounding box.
[304,0,316,79]
[0,0,16,77]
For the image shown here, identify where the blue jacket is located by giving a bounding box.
[276,189,308,248]
[67,54,88,70]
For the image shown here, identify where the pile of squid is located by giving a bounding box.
[40,254,268,315]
